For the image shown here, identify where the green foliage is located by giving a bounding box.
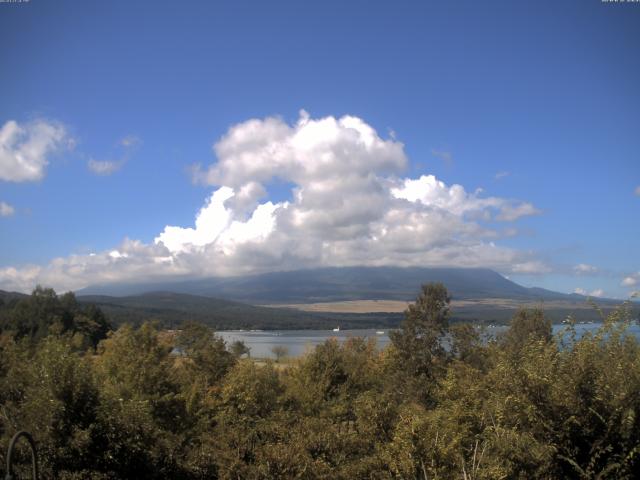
[230,339,251,358]
[389,282,451,404]
[1,285,639,479]
[89,322,188,478]
[175,321,236,386]
[500,307,552,352]
[0,336,100,477]
[450,323,490,370]
[0,287,111,348]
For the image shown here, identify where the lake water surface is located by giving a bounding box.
[218,322,640,359]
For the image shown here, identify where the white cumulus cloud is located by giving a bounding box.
[0,112,546,292]
[0,201,15,217]
[621,273,639,288]
[391,175,540,222]
[0,119,69,182]
[574,263,598,275]
[574,287,605,297]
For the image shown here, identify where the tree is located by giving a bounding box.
[175,321,235,385]
[0,336,102,478]
[450,323,488,370]
[388,282,451,403]
[92,322,187,478]
[3,286,66,340]
[501,308,552,352]
[271,345,288,363]
[75,303,111,348]
[0,287,111,348]
[230,340,251,358]
[211,361,284,477]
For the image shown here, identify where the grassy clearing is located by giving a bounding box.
[263,298,606,314]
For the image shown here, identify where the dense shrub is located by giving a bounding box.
[1,285,639,479]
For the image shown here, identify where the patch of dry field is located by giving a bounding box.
[265,300,411,313]
[264,298,599,313]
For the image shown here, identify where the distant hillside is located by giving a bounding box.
[72,267,637,327]
[0,289,28,304]
[3,268,631,331]
[78,266,610,304]
[74,291,632,329]
[76,291,402,330]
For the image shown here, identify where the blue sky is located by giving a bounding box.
[0,0,638,297]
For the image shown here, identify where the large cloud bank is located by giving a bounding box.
[0,112,544,293]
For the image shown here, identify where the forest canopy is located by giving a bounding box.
[1,284,639,479]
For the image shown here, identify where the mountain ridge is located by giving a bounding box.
[4,267,630,329]
[77,266,615,304]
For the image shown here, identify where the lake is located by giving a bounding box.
[218,322,640,359]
